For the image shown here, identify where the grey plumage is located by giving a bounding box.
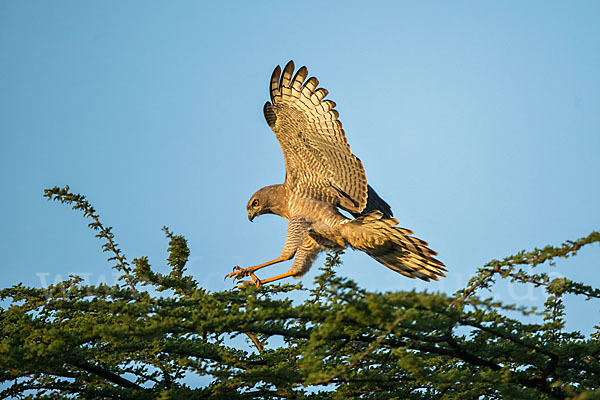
[351,185,393,219]
[228,61,445,286]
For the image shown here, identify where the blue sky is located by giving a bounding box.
[1,2,599,332]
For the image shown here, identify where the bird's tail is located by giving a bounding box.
[341,211,446,281]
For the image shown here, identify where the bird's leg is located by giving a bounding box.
[230,218,310,286]
[237,270,297,289]
[226,256,287,282]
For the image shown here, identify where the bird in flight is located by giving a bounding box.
[227,61,445,287]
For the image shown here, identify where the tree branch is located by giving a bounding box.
[71,361,142,390]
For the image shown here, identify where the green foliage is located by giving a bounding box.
[1,186,599,399]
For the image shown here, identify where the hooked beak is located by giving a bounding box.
[247,210,256,222]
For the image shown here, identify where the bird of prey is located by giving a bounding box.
[227,61,445,287]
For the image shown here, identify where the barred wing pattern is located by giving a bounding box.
[263,61,368,214]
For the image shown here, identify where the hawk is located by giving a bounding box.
[227,61,445,287]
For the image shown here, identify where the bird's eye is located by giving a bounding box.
[252,199,259,207]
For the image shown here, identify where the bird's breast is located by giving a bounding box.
[287,195,348,248]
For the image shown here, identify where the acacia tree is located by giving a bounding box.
[1,186,599,399]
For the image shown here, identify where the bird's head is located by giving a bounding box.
[246,185,283,222]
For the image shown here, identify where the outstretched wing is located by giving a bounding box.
[263,61,368,214]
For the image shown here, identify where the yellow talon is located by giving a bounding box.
[237,278,261,289]
[226,266,262,284]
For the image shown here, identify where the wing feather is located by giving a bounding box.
[270,66,281,102]
[351,185,394,218]
[264,61,368,212]
[312,88,328,101]
[291,66,308,91]
[280,61,295,88]
[302,77,319,92]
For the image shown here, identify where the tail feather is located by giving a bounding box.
[342,211,446,282]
